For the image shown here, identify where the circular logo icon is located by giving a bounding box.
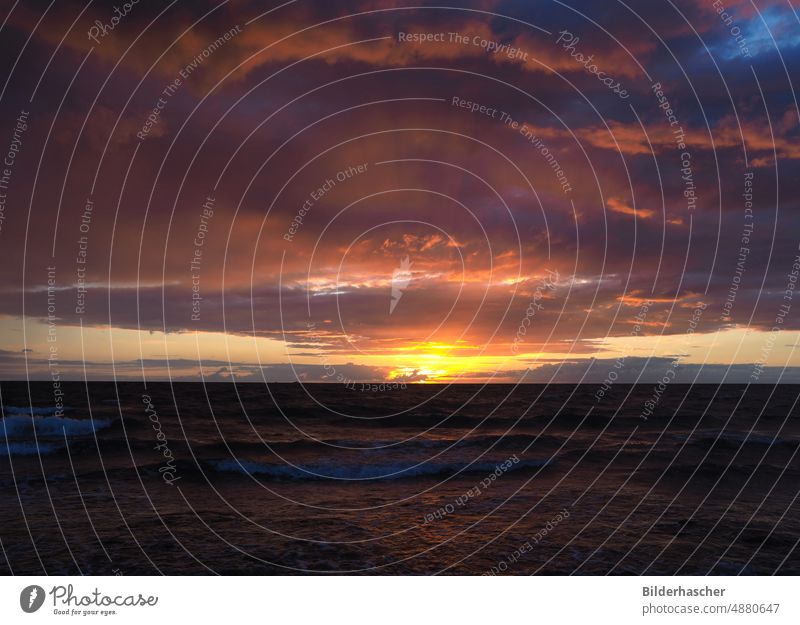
[20,585,45,613]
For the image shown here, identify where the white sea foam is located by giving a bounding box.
[1,415,111,438]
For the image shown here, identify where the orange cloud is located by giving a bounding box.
[575,113,800,162]
[606,197,656,219]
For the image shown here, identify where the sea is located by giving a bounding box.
[0,382,798,574]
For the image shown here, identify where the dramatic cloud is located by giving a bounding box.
[1,0,798,382]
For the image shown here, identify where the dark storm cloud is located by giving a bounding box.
[519,356,800,384]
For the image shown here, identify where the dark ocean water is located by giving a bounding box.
[0,381,798,575]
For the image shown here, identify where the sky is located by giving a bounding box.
[0,0,799,383]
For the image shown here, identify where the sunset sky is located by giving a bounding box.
[1,0,799,383]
